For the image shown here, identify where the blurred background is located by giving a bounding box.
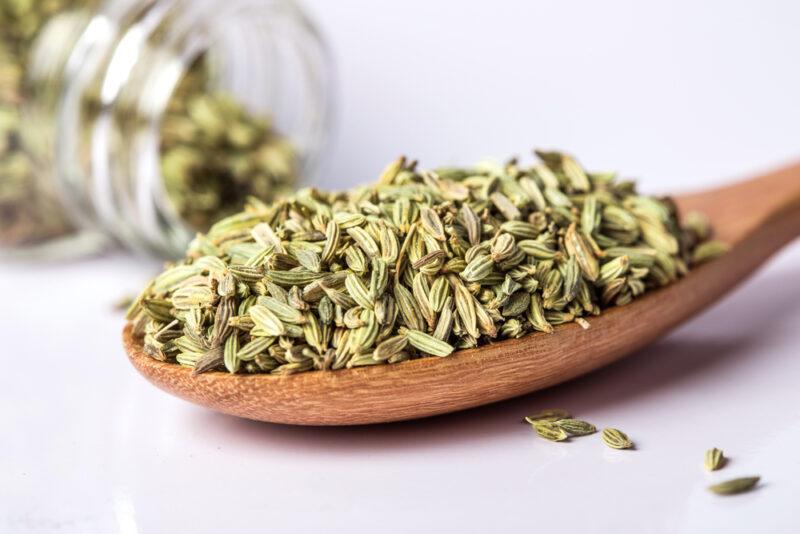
[305,0,800,193]
[2,1,799,533]
[3,0,799,257]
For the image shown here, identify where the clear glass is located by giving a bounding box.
[1,0,332,258]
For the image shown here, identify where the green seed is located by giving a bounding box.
[692,240,729,265]
[708,476,760,495]
[523,409,571,423]
[554,418,597,436]
[405,329,454,357]
[601,427,633,449]
[704,447,725,471]
[249,305,285,337]
[531,421,569,442]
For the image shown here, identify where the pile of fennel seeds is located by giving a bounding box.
[126,150,725,375]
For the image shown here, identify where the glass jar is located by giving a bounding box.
[0,0,332,258]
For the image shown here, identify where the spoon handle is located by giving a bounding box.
[678,161,800,247]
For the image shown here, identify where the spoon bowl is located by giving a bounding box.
[125,162,800,425]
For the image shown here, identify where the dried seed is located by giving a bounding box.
[433,298,455,340]
[601,427,633,449]
[249,305,285,336]
[373,334,409,361]
[531,421,569,442]
[267,269,324,287]
[527,294,553,334]
[523,409,571,423]
[345,273,374,310]
[237,336,275,361]
[193,346,224,375]
[347,227,380,257]
[378,156,406,184]
[252,223,284,253]
[531,161,561,189]
[256,296,306,324]
[302,314,325,354]
[369,259,390,298]
[223,334,240,373]
[420,206,446,241]
[210,296,235,346]
[171,286,216,310]
[639,219,679,255]
[565,223,600,282]
[409,273,434,328]
[561,153,591,192]
[490,192,521,221]
[474,297,498,337]
[581,194,598,235]
[320,221,341,265]
[554,419,597,436]
[405,329,455,357]
[453,280,479,338]
[380,225,400,263]
[598,256,630,286]
[461,254,495,283]
[429,276,451,312]
[518,240,560,260]
[502,292,530,317]
[460,204,482,246]
[394,284,425,331]
[708,477,760,495]
[490,233,516,262]
[684,211,711,241]
[692,240,729,265]
[704,448,725,471]
[412,250,447,270]
[518,176,547,211]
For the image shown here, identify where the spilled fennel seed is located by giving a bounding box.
[523,410,596,441]
[523,408,572,424]
[126,149,726,375]
[533,422,569,442]
[704,448,725,471]
[601,427,634,449]
[522,416,762,496]
[708,477,760,495]
[553,418,597,436]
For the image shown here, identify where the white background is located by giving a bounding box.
[2,1,800,533]
[307,0,800,194]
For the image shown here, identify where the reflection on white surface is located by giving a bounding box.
[113,492,138,534]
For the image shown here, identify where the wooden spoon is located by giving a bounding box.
[124,162,800,425]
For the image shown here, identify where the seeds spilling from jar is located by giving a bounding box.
[126,149,727,375]
[159,82,298,233]
[0,1,298,247]
[0,0,83,246]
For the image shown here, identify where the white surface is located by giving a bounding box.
[4,1,800,532]
[2,245,800,534]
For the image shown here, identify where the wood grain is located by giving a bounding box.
[124,161,800,425]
